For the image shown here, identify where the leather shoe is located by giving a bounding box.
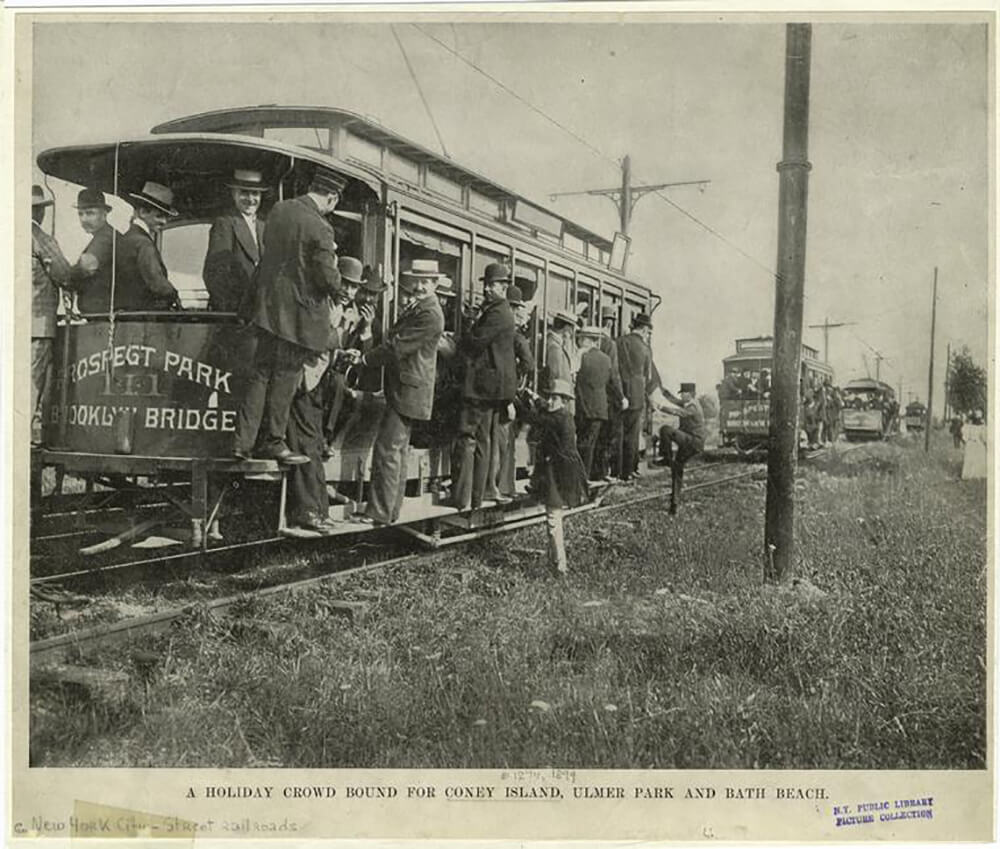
[259,446,309,465]
[233,447,252,461]
[298,516,338,535]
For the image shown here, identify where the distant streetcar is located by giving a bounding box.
[904,400,927,433]
[718,336,834,450]
[842,378,898,441]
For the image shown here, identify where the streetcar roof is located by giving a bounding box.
[36,132,382,209]
[150,105,617,254]
[844,378,894,393]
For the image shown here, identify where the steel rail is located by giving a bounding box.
[27,461,757,665]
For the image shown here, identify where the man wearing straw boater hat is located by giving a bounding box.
[203,169,269,314]
[64,187,117,314]
[30,184,71,446]
[451,262,517,511]
[235,165,347,464]
[347,259,444,526]
[115,180,181,311]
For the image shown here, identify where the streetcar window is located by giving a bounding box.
[577,276,598,324]
[546,268,572,318]
[345,132,382,167]
[400,225,463,332]
[469,190,502,220]
[160,222,211,310]
[426,170,464,203]
[388,151,421,184]
[563,232,584,255]
[470,245,510,310]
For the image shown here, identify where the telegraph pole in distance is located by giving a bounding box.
[765,23,812,583]
[874,352,885,382]
[807,316,855,363]
[943,342,951,422]
[925,267,938,453]
[550,156,710,238]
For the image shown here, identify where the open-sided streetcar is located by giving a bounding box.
[32,105,658,553]
[717,336,833,450]
[904,400,927,433]
[841,378,898,441]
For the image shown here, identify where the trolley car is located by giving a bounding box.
[841,378,897,441]
[904,400,927,433]
[33,105,658,554]
[718,336,833,450]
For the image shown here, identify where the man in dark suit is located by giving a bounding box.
[575,325,624,479]
[495,285,535,498]
[202,169,268,314]
[595,306,626,480]
[351,261,445,525]
[115,181,182,311]
[656,383,706,515]
[234,167,346,463]
[64,188,117,314]
[452,262,517,510]
[617,312,653,481]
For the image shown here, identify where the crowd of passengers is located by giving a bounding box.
[31,168,704,572]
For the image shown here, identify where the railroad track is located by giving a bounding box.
[30,445,863,667]
[29,459,758,665]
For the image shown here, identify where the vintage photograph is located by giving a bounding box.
[11,8,993,842]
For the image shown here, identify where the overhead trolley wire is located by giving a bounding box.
[410,23,783,285]
[393,25,451,159]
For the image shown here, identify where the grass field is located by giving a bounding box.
[30,434,987,769]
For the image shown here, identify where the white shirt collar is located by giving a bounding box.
[241,211,258,244]
[133,216,151,237]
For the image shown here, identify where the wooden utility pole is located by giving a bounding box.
[765,23,812,583]
[874,352,885,382]
[943,342,951,422]
[925,268,938,453]
[807,316,855,363]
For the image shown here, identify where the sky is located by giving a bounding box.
[30,18,990,413]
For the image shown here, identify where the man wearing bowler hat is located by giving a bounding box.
[617,312,653,481]
[452,262,517,510]
[349,259,444,525]
[203,169,268,314]
[30,184,71,446]
[493,283,535,498]
[115,181,182,311]
[656,382,706,515]
[64,187,118,314]
[322,256,384,450]
[234,166,347,464]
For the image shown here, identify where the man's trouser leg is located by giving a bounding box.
[285,385,329,526]
[31,338,53,445]
[452,400,488,510]
[622,407,643,476]
[606,412,624,478]
[498,418,519,497]
[236,330,309,456]
[577,418,602,479]
[485,413,510,500]
[669,432,704,512]
[658,423,675,466]
[367,404,413,524]
[546,505,568,574]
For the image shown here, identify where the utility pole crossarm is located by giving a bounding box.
[548,179,711,201]
[807,317,856,363]
[549,154,710,239]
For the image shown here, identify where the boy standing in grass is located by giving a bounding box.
[529,376,591,575]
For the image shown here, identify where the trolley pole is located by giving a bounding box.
[765,23,812,583]
[925,267,938,453]
[620,155,633,236]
